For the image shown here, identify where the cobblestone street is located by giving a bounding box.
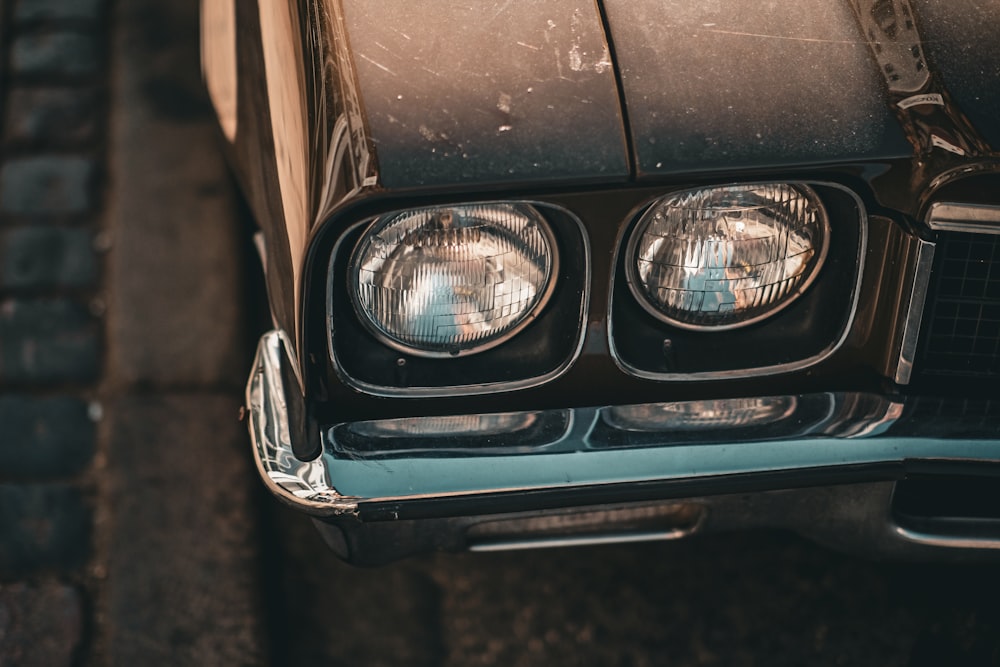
[2,1,1000,666]
[1,0,107,663]
[1,0,264,663]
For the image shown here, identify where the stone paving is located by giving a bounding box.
[0,0,107,664]
[1,1,266,664]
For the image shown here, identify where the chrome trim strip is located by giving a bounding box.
[608,182,868,381]
[891,524,1000,551]
[246,330,357,515]
[894,240,936,385]
[469,527,698,552]
[927,202,1000,234]
[326,201,592,398]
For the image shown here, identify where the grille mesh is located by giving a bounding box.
[920,232,1000,377]
[890,397,1000,437]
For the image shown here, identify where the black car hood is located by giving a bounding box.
[341,0,998,190]
[339,0,631,190]
[604,0,1000,179]
[602,0,913,177]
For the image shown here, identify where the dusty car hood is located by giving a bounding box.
[909,0,1000,150]
[342,0,999,191]
[340,0,630,190]
[602,0,912,177]
[603,0,1000,178]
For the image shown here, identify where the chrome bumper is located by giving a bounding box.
[246,330,1000,554]
[246,330,357,515]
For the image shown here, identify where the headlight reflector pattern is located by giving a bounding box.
[351,203,557,356]
[627,183,830,330]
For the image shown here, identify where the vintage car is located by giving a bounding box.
[201,0,1000,565]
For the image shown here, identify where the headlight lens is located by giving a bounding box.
[351,203,557,356]
[627,183,829,330]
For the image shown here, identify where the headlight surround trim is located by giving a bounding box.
[325,198,590,399]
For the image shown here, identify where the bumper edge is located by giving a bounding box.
[246,330,358,516]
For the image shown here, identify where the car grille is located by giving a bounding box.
[890,397,1000,438]
[919,232,1000,377]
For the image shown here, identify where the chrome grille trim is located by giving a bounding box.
[928,202,1000,235]
[895,239,936,384]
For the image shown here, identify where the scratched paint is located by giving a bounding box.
[338,0,629,190]
[602,0,912,176]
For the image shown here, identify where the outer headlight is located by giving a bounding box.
[627,183,830,330]
[350,203,557,357]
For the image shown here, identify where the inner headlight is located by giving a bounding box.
[627,183,830,330]
[350,203,557,357]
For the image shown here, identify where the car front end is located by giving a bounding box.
[205,0,1000,564]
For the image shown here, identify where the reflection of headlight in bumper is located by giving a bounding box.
[347,412,539,438]
[604,396,798,432]
[330,410,571,457]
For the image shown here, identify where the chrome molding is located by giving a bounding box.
[608,181,869,382]
[890,524,1000,551]
[246,330,357,515]
[468,502,706,551]
[469,528,698,552]
[927,202,1000,234]
[894,239,935,385]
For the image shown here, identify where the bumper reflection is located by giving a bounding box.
[604,396,799,432]
[590,394,835,449]
[329,410,571,457]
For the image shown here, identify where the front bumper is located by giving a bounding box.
[247,331,1000,564]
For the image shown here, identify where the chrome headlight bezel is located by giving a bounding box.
[326,200,590,398]
[608,181,867,381]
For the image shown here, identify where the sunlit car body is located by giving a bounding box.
[203,0,1000,565]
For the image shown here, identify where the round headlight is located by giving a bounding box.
[627,183,829,330]
[351,203,557,357]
